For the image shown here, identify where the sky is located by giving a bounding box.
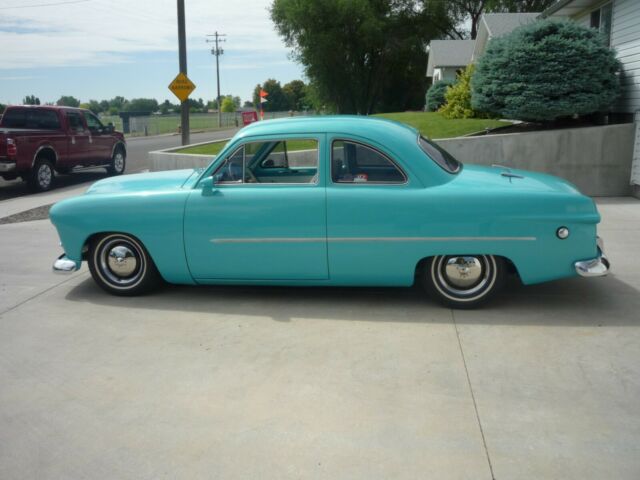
[0,0,305,105]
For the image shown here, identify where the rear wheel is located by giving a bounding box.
[107,148,126,176]
[88,233,161,296]
[28,158,55,192]
[422,255,505,309]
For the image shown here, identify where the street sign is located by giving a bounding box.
[169,72,196,102]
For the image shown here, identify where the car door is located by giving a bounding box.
[184,134,328,281]
[64,110,92,165]
[83,110,113,164]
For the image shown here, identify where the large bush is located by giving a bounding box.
[439,65,477,119]
[472,19,621,122]
[425,80,453,111]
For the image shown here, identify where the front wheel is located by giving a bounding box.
[88,233,161,296]
[106,148,126,176]
[422,255,505,309]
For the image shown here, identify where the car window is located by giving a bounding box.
[66,112,85,132]
[1,109,27,128]
[419,135,461,174]
[331,140,406,184]
[84,112,103,131]
[214,139,319,185]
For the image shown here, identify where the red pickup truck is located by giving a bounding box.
[0,105,126,191]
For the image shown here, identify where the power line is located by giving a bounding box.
[206,31,226,128]
[0,0,90,10]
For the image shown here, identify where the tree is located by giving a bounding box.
[125,98,158,113]
[283,80,306,111]
[471,20,621,122]
[221,97,236,113]
[271,0,452,114]
[108,96,128,113]
[159,100,177,114]
[243,100,254,109]
[425,80,453,111]
[23,95,40,105]
[253,79,288,111]
[56,96,80,107]
[87,100,102,114]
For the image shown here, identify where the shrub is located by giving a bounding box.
[472,19,621,122]
[425,80,453,111]
[439,65,477,119]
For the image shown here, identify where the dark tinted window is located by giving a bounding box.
[28,110,61,130]
[66,112,85,131]
[1,109,27,128]
[84,112,102,130]
[331,140,406,184]
[418,136,461,174]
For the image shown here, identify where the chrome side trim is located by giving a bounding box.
[210,236,537,244]
[111,140,126,158]
[53,254,79,274]
[0,161,16,172]
[31,145,58,168]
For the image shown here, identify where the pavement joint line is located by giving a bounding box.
[451,309,496,480]
[0,271,88,317]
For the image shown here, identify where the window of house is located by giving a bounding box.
[331,140,406,184]
[213,139,318,184]
[590,2,612,47]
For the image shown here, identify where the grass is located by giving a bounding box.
[374,112,508,139]
[173,112,509,155]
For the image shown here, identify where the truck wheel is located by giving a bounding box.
[88,233,162,296]
[28,158,55,192]
[107,148,126,176]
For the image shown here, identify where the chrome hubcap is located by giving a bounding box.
[114,153,124,172]
[444,256,483,288]
[107,246,137,277]
[38,164,52,186]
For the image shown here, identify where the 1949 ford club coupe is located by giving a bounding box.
[50,116,609,308]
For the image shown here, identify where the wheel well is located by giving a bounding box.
[82,231,141,260]
[113,143,126,157]
[35,147,57,166]
[413,255,520,282]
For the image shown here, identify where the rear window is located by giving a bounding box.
[0,108,61,130]
[419,135,461,174]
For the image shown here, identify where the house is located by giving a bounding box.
[471,13,540,61]
[425,40,475,82]
[541,0,640,191]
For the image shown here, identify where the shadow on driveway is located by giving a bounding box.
[0,169,111,201]
[64,274,639,326]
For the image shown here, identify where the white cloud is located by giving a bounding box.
[0,0,289,69]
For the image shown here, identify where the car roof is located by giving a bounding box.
[237,115,419,141]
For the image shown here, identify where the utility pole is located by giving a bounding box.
[207,32,226,128]
[177,0,189,145]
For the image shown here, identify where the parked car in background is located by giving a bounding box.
[0,105,126,191]
[50,116,609,308]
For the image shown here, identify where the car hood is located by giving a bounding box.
[85,169,200,195]
[453,164,582,195]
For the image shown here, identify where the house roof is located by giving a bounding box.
[426,40,475,77]
[482,13,540,37]
[540,0,602,18]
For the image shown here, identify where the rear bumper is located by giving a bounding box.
[0,160,16,172]
[53,254,79,274]
[575,237,610,277]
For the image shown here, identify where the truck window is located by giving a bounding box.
[84,112,103,131]
[1,109,27,128]
[66,112,85,132]
[27,110,61,130]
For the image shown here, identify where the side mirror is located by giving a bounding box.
[200,176,218,196]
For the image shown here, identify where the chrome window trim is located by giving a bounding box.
[330,138,408,186]
[417,134,461,174]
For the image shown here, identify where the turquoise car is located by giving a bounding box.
[50,116,609,308]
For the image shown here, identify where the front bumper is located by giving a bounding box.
[53,254,79,274]
[575,237,610,277]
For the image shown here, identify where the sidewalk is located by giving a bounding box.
[0,182,91,219]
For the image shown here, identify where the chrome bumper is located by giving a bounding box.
[53,254,79,274]
[575,237,610,277]
[0,161,16,172]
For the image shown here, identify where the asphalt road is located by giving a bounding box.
[0,129,238,202]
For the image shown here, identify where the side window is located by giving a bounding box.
[84,112,103,131]
[28,110,61,130]
[331,140,406,184]
[0,109,27,128]
[66,112,85,132]
[214,139,318,185]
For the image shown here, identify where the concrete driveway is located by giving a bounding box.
[0,198,639,479]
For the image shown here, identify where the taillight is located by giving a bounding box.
[6,138,17,157]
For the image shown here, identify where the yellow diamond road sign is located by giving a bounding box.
[168,72,196,102]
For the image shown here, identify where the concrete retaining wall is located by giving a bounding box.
[436,124,634,196]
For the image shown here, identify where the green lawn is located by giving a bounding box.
[375,112,508,139]
[174,112,508,155]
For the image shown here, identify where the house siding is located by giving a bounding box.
[611,0,640,113]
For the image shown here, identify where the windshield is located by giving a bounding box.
[418,135,461,174]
